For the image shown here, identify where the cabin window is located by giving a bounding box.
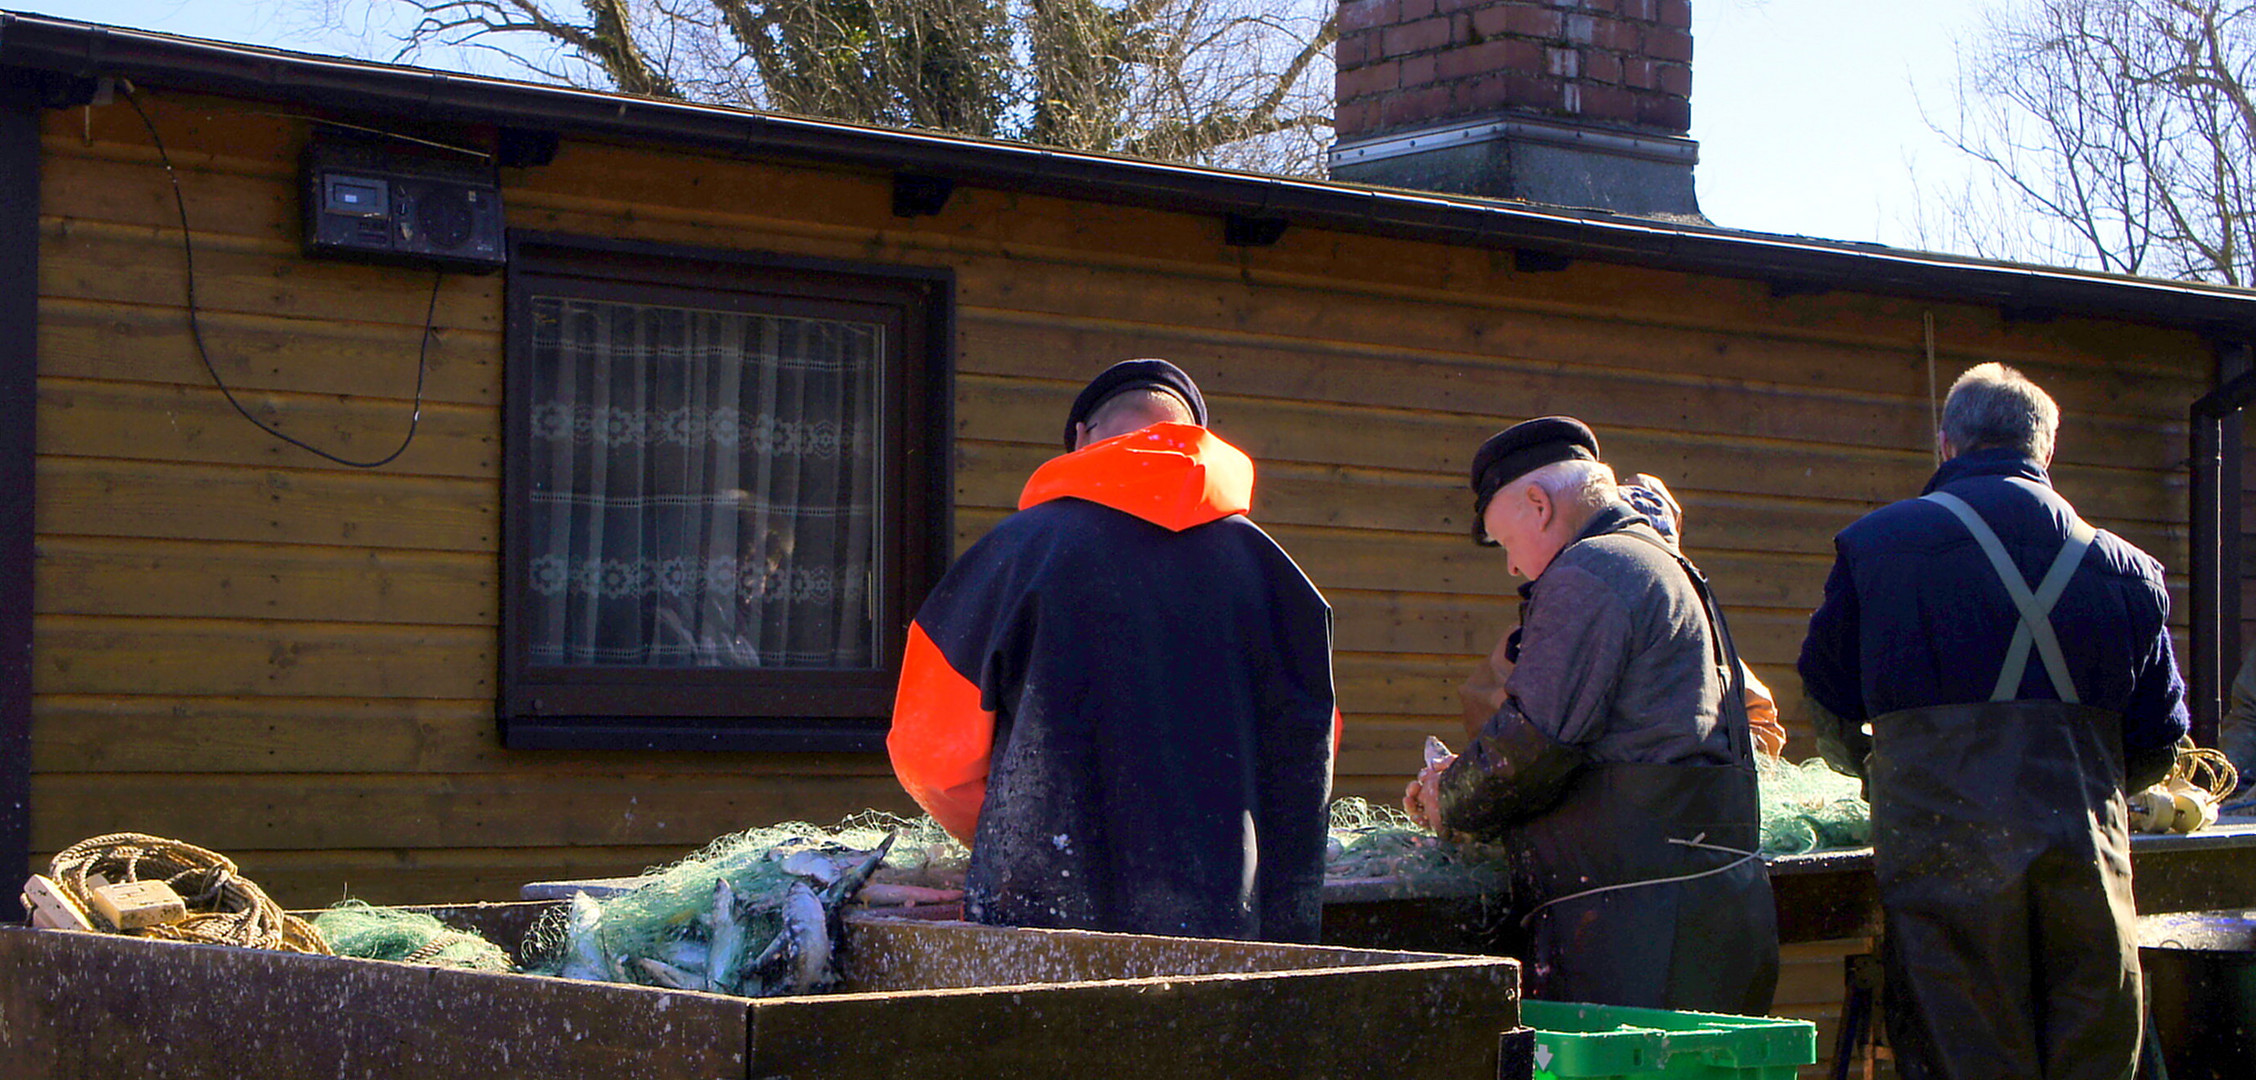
[501,237,952,751]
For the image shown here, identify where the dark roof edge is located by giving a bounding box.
[7,10,2256,337]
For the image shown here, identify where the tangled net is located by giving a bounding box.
[312,901,513,972]
[1757,757,1872,855]
[1329,762,1876,878]
[524,812,960,997]
[35,778,1872,994]
[47,833,329,954]
[1324,798,1510,888]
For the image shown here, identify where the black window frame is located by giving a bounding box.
[499,232,953,752]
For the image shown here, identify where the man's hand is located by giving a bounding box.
[1402,753,1456,833]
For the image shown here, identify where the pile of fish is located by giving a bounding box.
[549,831,956,997]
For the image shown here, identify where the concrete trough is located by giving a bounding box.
[0,903,1529,1079]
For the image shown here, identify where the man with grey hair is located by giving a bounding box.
[1406,415,1777,1014]
[1798,362,2186,1080]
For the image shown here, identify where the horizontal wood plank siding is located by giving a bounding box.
[31,91,2218,926]
[1777,938,1877,1080]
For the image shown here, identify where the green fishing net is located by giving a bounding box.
[1324,797,1510,889]
[1757,756,1872,855]
[516,802,1530,993]
[312,900,513,972]
[1325,760,1872,875]
[315,771,1869,997]
[521,812,961,997]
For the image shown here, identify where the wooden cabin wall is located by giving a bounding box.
[28,90,2215,918]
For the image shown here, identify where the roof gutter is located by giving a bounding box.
[6,11,2256,335]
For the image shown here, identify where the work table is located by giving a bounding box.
[525,823,2256,950]
[1768,819,2256,940]
[1319,820,2256,949]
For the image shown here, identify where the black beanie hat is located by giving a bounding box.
[1062,358,1208,449]
[1468,416,1601,545]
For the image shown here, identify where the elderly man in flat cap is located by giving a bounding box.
[889,358,1339,943]
[1459,471,1791,760]
[1406,416,1778,1013]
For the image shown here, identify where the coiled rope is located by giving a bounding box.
[48,833,330,954]
[2171,746,2239,802]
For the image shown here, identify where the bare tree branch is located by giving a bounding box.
[1927,0,2256,282]
[316,0,1336,175]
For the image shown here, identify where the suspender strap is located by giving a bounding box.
[1921,490,2099,704]
[1614,525,1754,765]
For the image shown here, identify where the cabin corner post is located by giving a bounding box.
[0,72,41,921]
[2192,339,2256,749]
[2222,341,2248,749]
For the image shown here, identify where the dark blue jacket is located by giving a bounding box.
[1798,449,2187,760]
[889,424,1338,942]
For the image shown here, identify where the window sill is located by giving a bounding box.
[500,715,889,753]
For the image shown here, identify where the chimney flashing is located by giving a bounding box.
[1331,113,1699,169]
[1330,109,1701,218]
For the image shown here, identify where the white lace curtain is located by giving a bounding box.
[523,295,880,669]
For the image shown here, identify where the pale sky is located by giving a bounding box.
[1691,0,1991,246]
[55,0,1999,257]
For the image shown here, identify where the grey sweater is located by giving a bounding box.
[1502,503,1739,765]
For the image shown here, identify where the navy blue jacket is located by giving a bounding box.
[1798,449,2186,759]
[889,423,1338,942]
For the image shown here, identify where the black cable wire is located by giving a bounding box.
[124,90,435,470]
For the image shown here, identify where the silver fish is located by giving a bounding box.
[778,850,842,885]
[781,880,831,995]
[662,937,709,976]
[705,877,745,994]
[825,832,898,906]
[1424,735,1453,768]
[558,891,608,982]
[636,956,701,990]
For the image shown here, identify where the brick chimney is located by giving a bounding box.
[1329,0,1700,218]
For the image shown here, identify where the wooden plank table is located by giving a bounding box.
[1319,820,2256,950]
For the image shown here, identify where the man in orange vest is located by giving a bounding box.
[888,359,1339,942]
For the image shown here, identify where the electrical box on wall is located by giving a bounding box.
[302,135,506,273]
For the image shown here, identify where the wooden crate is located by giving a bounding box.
[0,909,1526,1079]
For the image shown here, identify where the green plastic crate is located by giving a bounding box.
[1520,1000,1818,1080]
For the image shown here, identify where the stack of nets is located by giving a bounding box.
[312,901,513,972]
[1323,797,1509,889]
[1757,756,1873,855]
[525,812,960,997]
